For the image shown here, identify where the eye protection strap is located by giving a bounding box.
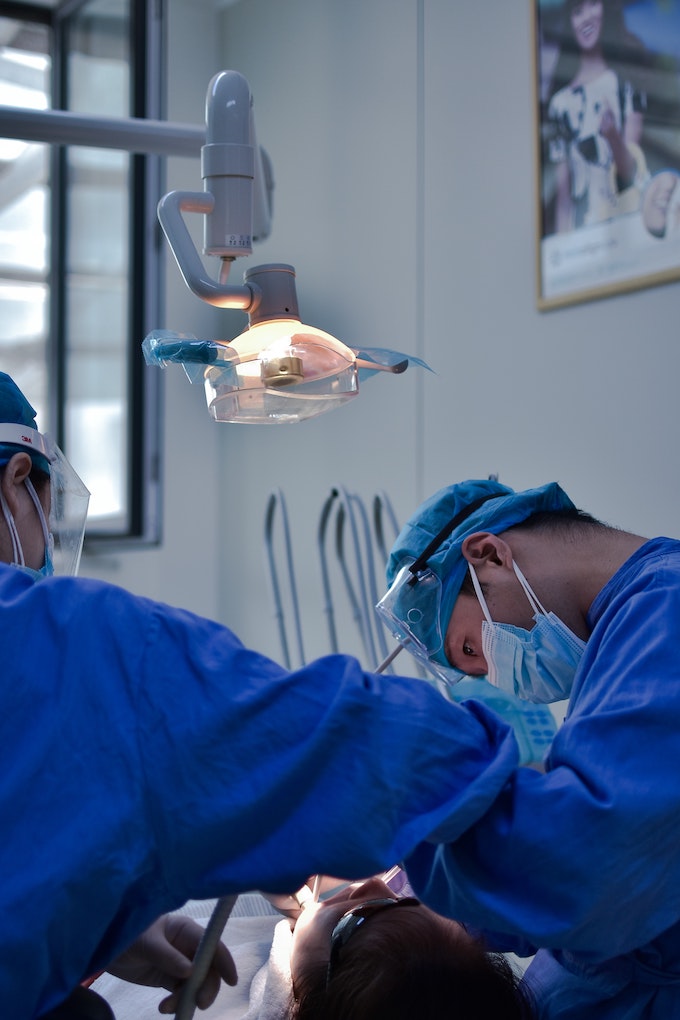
[407,491,503,584]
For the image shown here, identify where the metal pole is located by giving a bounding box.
[0,105,204,157]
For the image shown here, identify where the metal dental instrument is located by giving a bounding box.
[317,489,341,654]
[372,490,401,567]
[318,486,398,669]
[374,642,406,674]
[174,894,238,1020]
[333,489,379,668]
[264,488,306,669]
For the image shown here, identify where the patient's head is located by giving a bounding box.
[288,877,534,1019]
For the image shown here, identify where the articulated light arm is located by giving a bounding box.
[157,69,269,309]
[157,190,255,309]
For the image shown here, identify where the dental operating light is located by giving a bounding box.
[145,70,428,424]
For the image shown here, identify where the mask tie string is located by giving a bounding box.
[471,561,549,622]
[468,564,493,623]
[25,478,51,549]
[0,488,24,566]
[512,562,549,617]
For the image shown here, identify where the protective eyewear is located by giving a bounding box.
[376,492,501,685]
[326,897,419,988]
[376,562,458,682]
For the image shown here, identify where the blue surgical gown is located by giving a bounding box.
[405,537,680,1018]
[6,538,680,1019]
[0,563,519,1018]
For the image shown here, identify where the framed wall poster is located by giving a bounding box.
[533,0,680,309]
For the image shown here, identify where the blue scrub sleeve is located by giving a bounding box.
[0,568,522,1016]
[404,549,680,963]
[137,598,522,903]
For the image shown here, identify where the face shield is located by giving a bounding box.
[375,561,467,687]
[0,423,90,576]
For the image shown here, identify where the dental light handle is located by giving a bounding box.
[174,893,238,1020]
[157,191,255,308]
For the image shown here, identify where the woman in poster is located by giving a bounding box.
[545,0,649,233]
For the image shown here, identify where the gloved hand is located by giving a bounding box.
[106,913,237,1013]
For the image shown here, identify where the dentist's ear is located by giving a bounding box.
[461,532,513,571]
[0,453,33,516]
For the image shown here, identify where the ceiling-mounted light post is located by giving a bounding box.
[146,70,428,424]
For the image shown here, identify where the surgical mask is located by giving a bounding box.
[0,424,89,576]
[469,561,586,703]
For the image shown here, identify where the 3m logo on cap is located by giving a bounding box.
[21,434,34,445]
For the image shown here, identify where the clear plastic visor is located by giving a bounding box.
[375,562,466,687]
[46,439,91,576]
[0,424,90,576]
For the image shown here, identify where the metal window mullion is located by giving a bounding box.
[125,0,144,538]
[140,0,164,544]
[126,0,163,542]
[48,8,69,445]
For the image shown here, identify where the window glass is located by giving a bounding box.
[0,16,50,418]
[0,0,162,542]
[63,0,131,526]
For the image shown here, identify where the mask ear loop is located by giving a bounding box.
[25,478,51,550]
[511,561,549,617]
[0,487,25,566]
[470,560,550,621]
[468,565,493,623]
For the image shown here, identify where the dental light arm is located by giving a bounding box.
[157,70,266,309]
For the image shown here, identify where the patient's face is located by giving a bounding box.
[289,876,465,987]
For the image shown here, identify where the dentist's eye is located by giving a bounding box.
[463,643,475,657]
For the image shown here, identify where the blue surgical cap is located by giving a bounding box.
[0,372,50,475]
[385,479,575,666]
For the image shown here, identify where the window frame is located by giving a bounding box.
[0,0,165,547]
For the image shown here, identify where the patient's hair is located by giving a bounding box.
[289,904,534,1019]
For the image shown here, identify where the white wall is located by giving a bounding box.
[84,0,680,670]
[81,0,227,621]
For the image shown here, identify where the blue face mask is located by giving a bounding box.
[14,541,54,580]
[469,562,586,703]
